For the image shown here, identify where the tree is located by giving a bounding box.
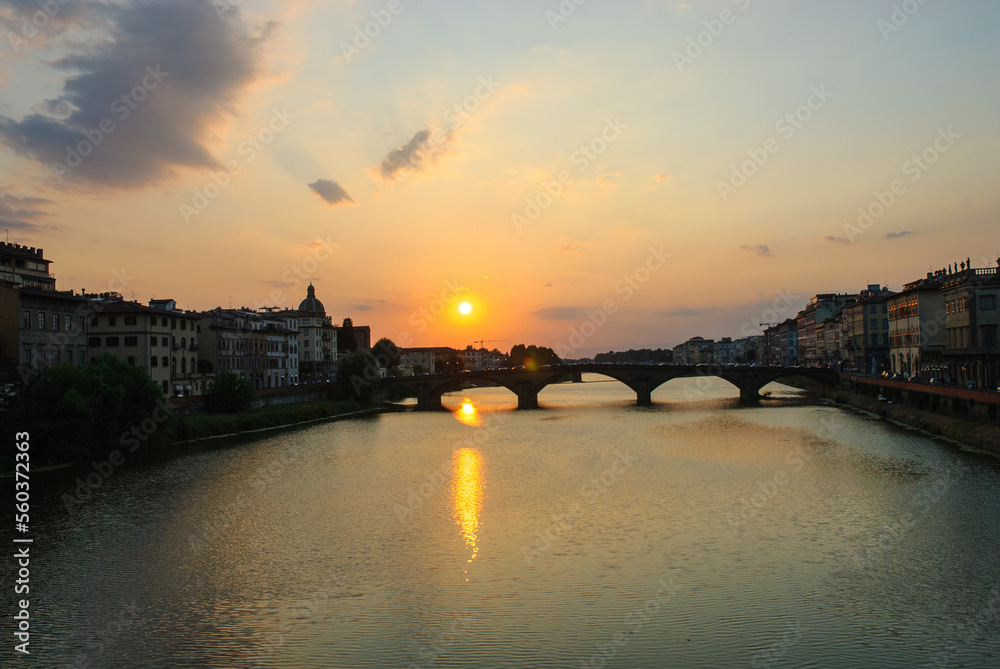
[371,337,402,370]
[205,371,254,414]
[4,354,164,465]
[508,344,561,370]
[339,317,357,352]
[435,353,465,374]
[197,359,214,373]
[337,349,381,403]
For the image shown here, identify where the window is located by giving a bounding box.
[171,318,176,329]
[980,295,997,311]
[983,325,998,349]
[870,333,878,346]
[52,350,59,364]
[124,336,137,347]
[161,337,168,346]
[108,316,116,326]
[124,316,136,326]
[22,349,31,365]
[181,320,187,331]
[89,337,101,347]
[161,317,168,327]
[106,336,119,347]
[870,319,877,329]
[181,337,186,349]
[162,356,168,367]
[172,358,177,374]
[53,314,59,330]
[181,358,186,374]
[883,320,888,329]
[38,312,45,329]
[22,310,30,329]
[151,356,158,367]
[78,350,85,365]
[65,314,71,330]
[151,337,157,347]
[80,316,86,331]
[91,315,98,326]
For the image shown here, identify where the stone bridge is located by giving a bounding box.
[385,364,838,410]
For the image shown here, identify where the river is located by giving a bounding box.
[27,375,1000,667]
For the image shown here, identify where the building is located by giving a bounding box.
[460,346,504,371]
[714,337,735,365]
[672,337,714,365]
[842,285,893,374]
[763,318,798,366]
[0,243,89,372]
[88,295,207,397]
[400,346,462,375]
[933,258,999,388]
[887,271,947,379]
[296,284,337,384]
[796,293,858,366]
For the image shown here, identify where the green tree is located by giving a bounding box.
[371,337,402,370]
[508,344,561,370]
[5,355,164,465]
[205,371,254,414]
[338,349,381,403]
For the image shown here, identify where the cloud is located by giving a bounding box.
[532,306,581,320]
[0,0,268,190]
[0,192,61,232]
[308,179,355,205]
[369,127,453,183]
[352,304,374,311]
[739,244,772,257]
[660,307,703,317]
[884,231,912,239]
[597,171,624,187]
[824,235,850,245]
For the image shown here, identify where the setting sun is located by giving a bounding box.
[459,302,472,315]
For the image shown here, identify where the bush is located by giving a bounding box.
[205,371,254,414]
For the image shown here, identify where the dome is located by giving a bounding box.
[298,283,325,315]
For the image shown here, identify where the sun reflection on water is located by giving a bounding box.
[453,447,483,563]
[455,399,482,427]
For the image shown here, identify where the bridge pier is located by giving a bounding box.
[571,370,583,383]
[514,380,539,409]
[739,388,761,406]
[415,387,444,411]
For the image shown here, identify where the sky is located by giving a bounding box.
[1,0,998,357]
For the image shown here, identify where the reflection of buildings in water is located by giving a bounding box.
[453,447,483,563]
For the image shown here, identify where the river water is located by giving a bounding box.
[27,376,1000,667]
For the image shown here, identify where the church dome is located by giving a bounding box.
[298,283,325,315]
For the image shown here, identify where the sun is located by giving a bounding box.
[459,302,472,315]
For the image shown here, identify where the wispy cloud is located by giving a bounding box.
[0,192,60,232]
[824,235,850,245]
[739,244,772,257]
[661,307,703,317]
[532,306,581,320]
[369,127,453,184]
[308,179,355,205]
[884,231,912,239]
